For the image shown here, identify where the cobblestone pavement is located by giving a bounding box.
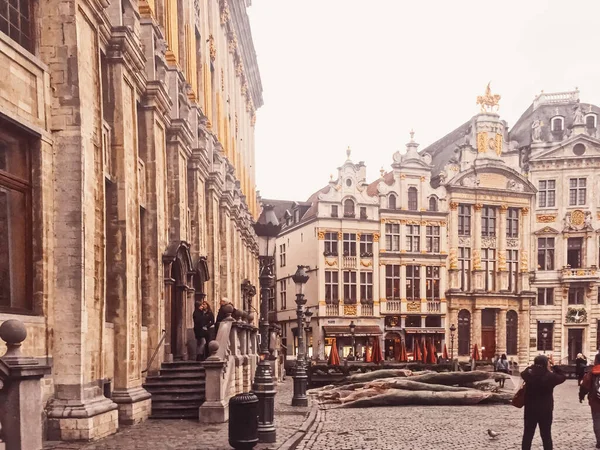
[297,378,597,450]
[44,378,309,450]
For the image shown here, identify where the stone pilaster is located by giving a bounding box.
[472,308,482,355]
[400,264,407,311]
[498,204,508,291]
[496,308,507,356]
[519,207,531,291]
[420,264,427,313]
[472,204,484,291]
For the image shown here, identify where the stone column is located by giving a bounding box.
[399,174,405,209]
[498,204,508,291]
[400,264,407,312]
[206,175,223,311]
[420,264,427,313]
[419,176,427,211]
[448,202,459,291]
[519,207,531,291]
[472,308,482,354]
[373,232,381,315]
[472,204,484,291]
[496,308,507,356]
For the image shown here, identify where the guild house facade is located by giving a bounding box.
[266,87,600,370]
[0,0,262,441]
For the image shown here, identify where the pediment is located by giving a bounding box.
[534,226,560,235]
[531,134,600,161]
[449,166,535,194]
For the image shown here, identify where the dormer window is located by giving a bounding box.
[343,199,355,217]
[407,187,418,211]
[428,197,438,212]
[331,205,338,218]
[586,113,597,129]
[551,116,564,132]
[388,194,397,210]
[294,209,300,223]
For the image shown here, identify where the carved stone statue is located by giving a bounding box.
[438,170,447,184]
[585,211,593,229]
[574,104,585,125]
[531,119,542,142]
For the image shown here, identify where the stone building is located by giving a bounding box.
[0,0,261,441]
[267,87,600,369]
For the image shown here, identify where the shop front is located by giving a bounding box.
[384,315,445,361]
[322,325,383,361]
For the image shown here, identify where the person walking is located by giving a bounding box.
[521,354,566,450]
[193,300,214,361]
[579,354,600,449]
[495,354,509,388]
[576,353,588,386]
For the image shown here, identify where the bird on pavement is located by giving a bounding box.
[487,429,499,439]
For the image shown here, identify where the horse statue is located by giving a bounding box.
[476,82,501,113]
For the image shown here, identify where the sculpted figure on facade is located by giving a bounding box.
[573,104,585,125]
[531,118,542,142]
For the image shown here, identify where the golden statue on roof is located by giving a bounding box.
[476,82,501,113]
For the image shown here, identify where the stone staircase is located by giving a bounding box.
[143,361,206,419]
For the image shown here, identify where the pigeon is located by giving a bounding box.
[487,429,499,439]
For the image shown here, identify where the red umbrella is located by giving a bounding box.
[400,340,408,362]
[414,339,422,362]
[372,338,384,365]
[472,343,480,361]
[364,344,372,362]
[427,340,435,364]
[328,338,341,366]
[443,344,449,360]
[421,339,428,364]
[394,340,402,362]
[431,341,438,364]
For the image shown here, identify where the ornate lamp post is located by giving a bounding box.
[349,320,356,361]
[252,205,281,443]
[292,265,309,407]
[449,324,456,363]
[542,328,549,354]
[304,309,313,365]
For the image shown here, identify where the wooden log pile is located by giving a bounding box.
[308,369,512,408]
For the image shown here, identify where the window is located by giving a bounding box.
[425,226,440,253]
[586,114,597,128]
[567,237,583,268]
[385,223,400,252]
[537,322,554,352]
[360,272,373,303]
[0,0,32,51]
[573,143,586,156]
[481,206,496,237]
[459,247,471,291]
[569,178,586,206]
[359,206,367,219]
[360,233,373,256]
[343,233,357,256]
[343,199,355,217]
[388,194,397,210]
[405,315,421,327]
[325,271,338,304]
[267,287,275,312]
[0,126,31,312]
[568,286,585,305]
[551,116,564,132]
[343,271,357,303]
[407,187,418,211]
[331,205,338,218]
[507,208,519,238]
[293,209,300,223]
[279,280,287,310]
[406,265,421,300]
[425,266,440,301]
[482,248,496,291]
[406,225,420,252]
[428,197,438,212]
[537,288,554,306]
[385,265,400,299]
[345,178,352,187]
[458,309,471,356]
[279,244,286,267]
[506,311,518,355]
[537,237,555,270]
[324,232,338,256]
[507,249,518,293]
[458,204,471,235]
[538,180,556,208]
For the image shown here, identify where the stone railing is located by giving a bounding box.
[0,319,51,450]
[325,303,339,316]
[383,300,402,313]
[427,301,441,313]
[343,256,357,269]
[560,266,599,281]
[199,307,258,423]
[361,303,374,316]
[533,90,579,110]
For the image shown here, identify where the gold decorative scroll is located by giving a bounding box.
[318,231,325,240]
[373,233,380,242]
[360,260,372,268]
[325,259,337,267]
[450,202,458,211]
[495,133,503,156]
[344,305,357,316]
[407,301,421,312]
[536,214,556,223]
[477,132,487,153]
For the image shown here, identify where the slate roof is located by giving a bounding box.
[420,120,471,176]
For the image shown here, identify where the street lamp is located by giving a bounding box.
[252,204,281,443]
[349,320,356,361]
[304,309,313,365]
[449,324,457,364]
[292,265,309,407]
[542,328,549,354]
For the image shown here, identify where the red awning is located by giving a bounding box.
[323,325,383,337]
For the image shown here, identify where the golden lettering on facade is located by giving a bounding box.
[536,214,556,223]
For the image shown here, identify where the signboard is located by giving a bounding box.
[538,320,555,324]
[404,328,445,334]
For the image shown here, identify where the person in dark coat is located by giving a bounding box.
[521,354,566,450]
[215,298,236,334]
[193,300,214,361]
[576,353,588,386]
[579,353,600,449]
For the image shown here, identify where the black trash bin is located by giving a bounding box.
[228,392,259,449]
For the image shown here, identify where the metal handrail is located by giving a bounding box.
[142,329,166,374]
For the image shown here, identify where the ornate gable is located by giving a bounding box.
[530,134,600,161]
[448,166,535,195]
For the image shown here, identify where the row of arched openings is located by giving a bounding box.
[457,309,518,356]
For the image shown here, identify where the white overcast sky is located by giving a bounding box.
[248,0,600,201]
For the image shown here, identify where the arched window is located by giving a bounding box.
[408,187,418,211]
[428,197,438,212]
[388,194,397,210]
[551,116,564,132]
[586,114,597,129]
[458,309,471,356]
[343,199,355,217]
[506,310,518,355]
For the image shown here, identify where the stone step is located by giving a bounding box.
[151,398,204,408]
[149,388,205,397]
[161,361,205,369]
[149,411,198,420]
[159,368,206,377]
[146,374,205,382]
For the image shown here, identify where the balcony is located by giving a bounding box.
[559,266,599,282]
[343,256,357,268]
[427,300,441,313]
[326,303,339,316]
[383,300,402,313]
[361,303,374,316]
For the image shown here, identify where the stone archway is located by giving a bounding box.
[163,241,194,361]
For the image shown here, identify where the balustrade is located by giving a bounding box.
[361,304,374,316]
[427,301,441,313]
[343,256,357,268]
[325,303,339,316]
[384,300,402,313]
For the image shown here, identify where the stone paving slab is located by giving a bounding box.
[45,379,310,450]
[297,378,597,450]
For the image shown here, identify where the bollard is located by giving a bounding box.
[228,392,259,450]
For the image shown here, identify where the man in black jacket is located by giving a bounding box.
[215,298,236,333]
[521,354,566,450]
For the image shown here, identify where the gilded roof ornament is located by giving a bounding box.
[476,82,501,113]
